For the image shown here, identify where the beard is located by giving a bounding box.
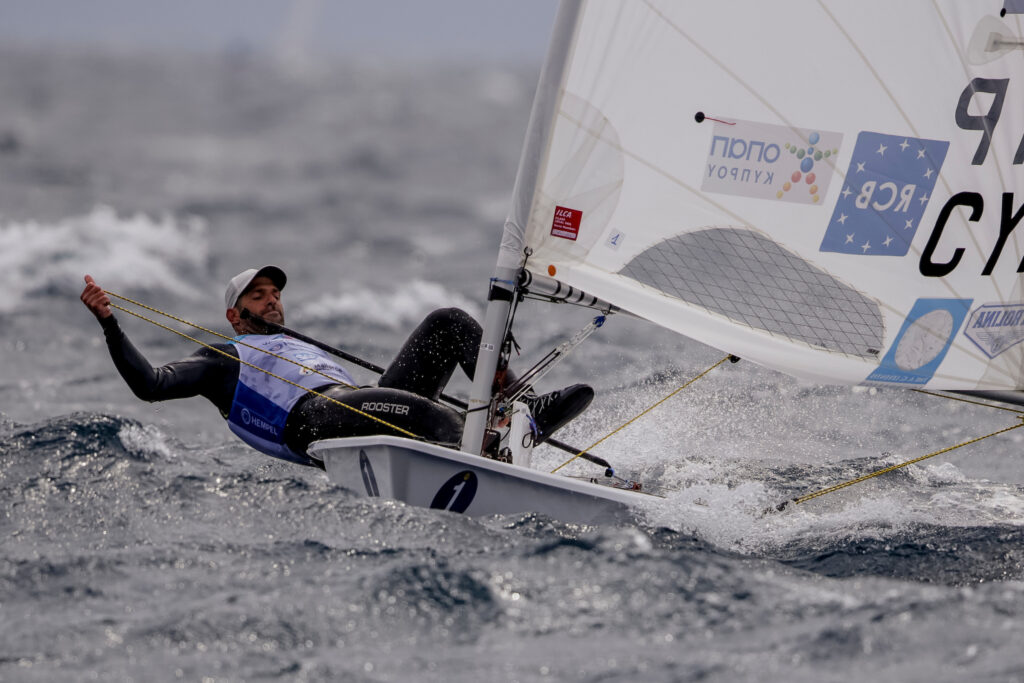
[260,308,284,324]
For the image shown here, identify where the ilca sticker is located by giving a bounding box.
[867,298,971,385]
[821,132,948,256]
[551,206,582,241]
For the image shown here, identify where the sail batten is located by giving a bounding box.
[503,0,1024,391]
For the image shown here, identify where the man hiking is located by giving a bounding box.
[81,266,593,467]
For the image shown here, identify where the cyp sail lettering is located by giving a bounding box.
[919,78,1024,278]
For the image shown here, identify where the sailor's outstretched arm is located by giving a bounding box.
[80,275,237,412]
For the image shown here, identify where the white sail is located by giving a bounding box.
[500,0,1024,390]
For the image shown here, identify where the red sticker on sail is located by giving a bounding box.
[550,206,582,240]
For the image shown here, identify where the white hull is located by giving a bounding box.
[308,435,644,525]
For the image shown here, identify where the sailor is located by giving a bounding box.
[80,266,593,468]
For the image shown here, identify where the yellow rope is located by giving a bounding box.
[782,418,1024,508]
[774,388,1024,509]
[105,296,422,440]
[551,355,733,473]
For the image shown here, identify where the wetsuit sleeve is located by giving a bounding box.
[99,315,239,417]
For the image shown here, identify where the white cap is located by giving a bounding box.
[224,265,287,308]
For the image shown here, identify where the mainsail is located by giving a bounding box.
[498,0,1024,392]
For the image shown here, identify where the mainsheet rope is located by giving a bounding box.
[104,290,423,440]
[774,391,1024,511]
[776,418,1024,510]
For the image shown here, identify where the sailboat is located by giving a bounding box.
[309,0,1024,523]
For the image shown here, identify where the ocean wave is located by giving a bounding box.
[0,205,209,313]
[0,412,143,464]
[294,279,481,330]
[363,559,501,641]
[775,523,1024,584]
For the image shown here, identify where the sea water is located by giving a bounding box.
[2,47,1023,682]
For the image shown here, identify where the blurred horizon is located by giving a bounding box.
[0,0,559,65]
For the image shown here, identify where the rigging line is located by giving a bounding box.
[775,418,1024,511]
[551,354,733,474]
[913,388,1024,414]
[105,290,359,390]
[504,316,606,403]
[106,301,423,441]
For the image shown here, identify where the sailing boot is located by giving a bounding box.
[521,384,594,444]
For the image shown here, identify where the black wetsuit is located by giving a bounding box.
[100,308,482,465]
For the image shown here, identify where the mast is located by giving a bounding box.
[461,0,584,454]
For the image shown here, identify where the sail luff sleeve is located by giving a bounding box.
[496,0,584,272]
[463,1,586,454]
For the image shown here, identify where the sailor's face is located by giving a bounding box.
[237,276,284,326]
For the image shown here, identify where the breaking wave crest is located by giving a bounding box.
[0,206,209,313]
[295,279,481,330]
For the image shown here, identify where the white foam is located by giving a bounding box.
[634,448,1024,555]
[118,422,176,461]
[548,375,1024,553]
[0,205,208,313]
[295,279,481,329]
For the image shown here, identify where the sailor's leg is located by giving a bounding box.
[378,307,481,400]
[376,307,594,446]
[284,386,464,454]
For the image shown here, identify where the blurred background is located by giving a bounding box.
[4,4,1024,682]
[0,1,558,63]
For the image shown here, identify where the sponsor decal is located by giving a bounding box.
[964,302,1024,358]
[821,132,948,256]
[550,206,582,240]
[240,407,280,436]
[302,361,342,377]
[429,470,478,513]
[701,118,842,204]
[361,401,410,416]
[866,298,971,385]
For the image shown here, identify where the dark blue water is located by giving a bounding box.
[2,47,1024,682]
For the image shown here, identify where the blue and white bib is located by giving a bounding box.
[227,334,355,462]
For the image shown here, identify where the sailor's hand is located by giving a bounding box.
[81,274,112,320]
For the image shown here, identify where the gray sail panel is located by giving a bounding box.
[619,228,883,358]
